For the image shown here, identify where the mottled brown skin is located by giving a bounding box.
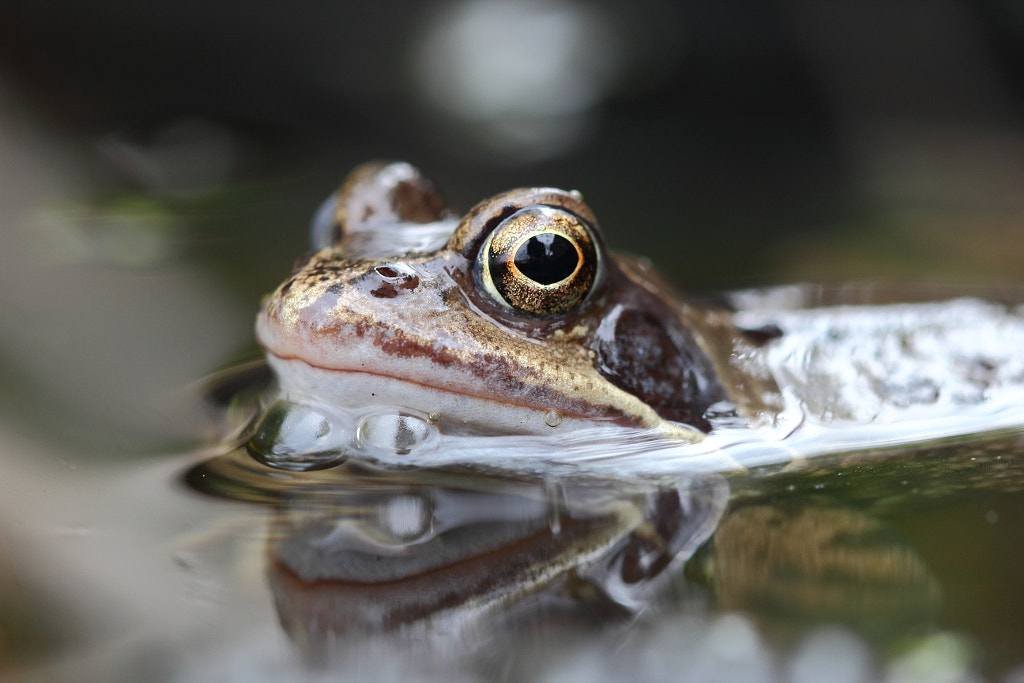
[334,161,455,235]
[258,161,772,436]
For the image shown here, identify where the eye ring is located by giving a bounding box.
[478,205,600,316]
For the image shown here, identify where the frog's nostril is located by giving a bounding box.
[371,264,421,295]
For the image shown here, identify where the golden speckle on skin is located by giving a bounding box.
[552,324,589,341]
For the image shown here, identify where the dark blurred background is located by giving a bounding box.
[1,0,1024,450]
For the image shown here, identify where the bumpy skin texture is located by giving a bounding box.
[256,162,754,439]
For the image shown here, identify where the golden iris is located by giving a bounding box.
[480,206,599,316]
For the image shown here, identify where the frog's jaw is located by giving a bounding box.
[268,353,587,437]
[256,353,704,469]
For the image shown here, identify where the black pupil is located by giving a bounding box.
[514,233,579,285]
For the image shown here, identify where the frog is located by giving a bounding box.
[250,161,781,474]
[247,161,1024,477]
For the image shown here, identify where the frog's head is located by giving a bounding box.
[252,162,729,470]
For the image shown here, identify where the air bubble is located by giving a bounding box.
[357,410,438,456]
[247,401,347,471]
[544,411,562,427]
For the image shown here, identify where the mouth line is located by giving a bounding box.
[261,349,601,422]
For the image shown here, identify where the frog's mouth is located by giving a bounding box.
[263,351,629,437]
[248,353,710,472]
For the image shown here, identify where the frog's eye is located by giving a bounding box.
[478,205,599,316]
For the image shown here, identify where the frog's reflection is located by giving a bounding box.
[186,449,947,665]
[187,451,728,659]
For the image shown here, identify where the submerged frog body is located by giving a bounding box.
[250,161,1024,475]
